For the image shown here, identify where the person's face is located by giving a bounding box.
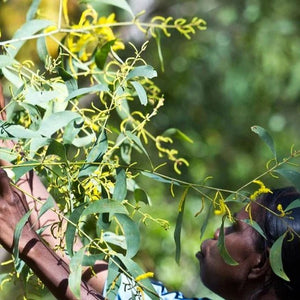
[196,206,261,299]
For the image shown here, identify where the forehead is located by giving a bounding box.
[235,203,262,221]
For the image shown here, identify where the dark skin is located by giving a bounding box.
[0,168,104,299]
[196,205,277,299]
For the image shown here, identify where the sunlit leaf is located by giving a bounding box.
[113,168,127,201]
[1,67,24,88]
[63,117,84,144]
[38,111,80,138]
[79,130,108,177]
[82,199,128,218]
[270,232,290,281]
[0,55,15,68]
[217,216,239,266]
[6,19,53,58]
[65,84,109,101]
[126,65,157,80]
[0,121,41,139]
[13,160,38,182]
[69,247,85,299]
[99,0,134,17]
[38,195,55,219]
[274,169,300,192]
[26,0,42,21]
[102,231,127,249]
[24,89,60,107]
[13,210,32,272]
[130,81,148,106]
[251,125,276,158]
[115,213,140,258]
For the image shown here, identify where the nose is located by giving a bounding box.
[213,228,220,240]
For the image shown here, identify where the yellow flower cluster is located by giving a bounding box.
[67,8,124,63]
[250,180,272,201]
[155,136,189,174]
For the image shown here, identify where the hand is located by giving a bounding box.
[0,168,35,253]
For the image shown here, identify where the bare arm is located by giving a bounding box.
[0,83,108,296]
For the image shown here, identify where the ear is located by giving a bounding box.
[248,251,270,280]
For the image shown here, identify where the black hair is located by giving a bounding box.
[256,187,300,300]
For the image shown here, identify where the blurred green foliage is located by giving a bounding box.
[0,0,299,299]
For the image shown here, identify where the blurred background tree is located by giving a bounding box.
[0,0,299,299]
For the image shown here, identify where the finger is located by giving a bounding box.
[0,168,13,198]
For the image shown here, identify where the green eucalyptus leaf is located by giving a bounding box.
[130,81,148,106]
[65,84,109,101]
[38,111,80,138]
[125,131,150,160]
[102,231,127,249]
[242,219,267,240]
[13,210,32,272]
[38,195,56,219]
[105,257,122,300]
[113,168,127,201]
[115,254,159,299]
[126,65,157,80]
[69,247,85,299]
[285,199,300,211]
[37,36,48,62]
[217,216,239,266]
[0,121,41,139]
[82,199,128,218]
[24,89,60,107]
[13,160,38,182]
[162,128,193,143]
[95,40,116,69]
[251,125,276,158]
[57,66,78,93]
[82,254,106,266]
[0,147,18,162]
[134,188,150,205]
[115,213,140,258]
[274,169,300,192]
[0,55,15,68]
[1,67,24,88]
[270,232,290,281]
[26,0,42,21]
[29,138,51,158]
[46,139,67,162]
[98,0,134,17]
[6,19,53,58]
[79,130,108,177]
[63,117,84,144]
[141,171,180,186]
[66,204,86,257]
[174,187,189,263]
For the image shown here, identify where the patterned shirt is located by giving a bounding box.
[103,274,208,299]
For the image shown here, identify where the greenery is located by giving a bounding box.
[0,0,299,299]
